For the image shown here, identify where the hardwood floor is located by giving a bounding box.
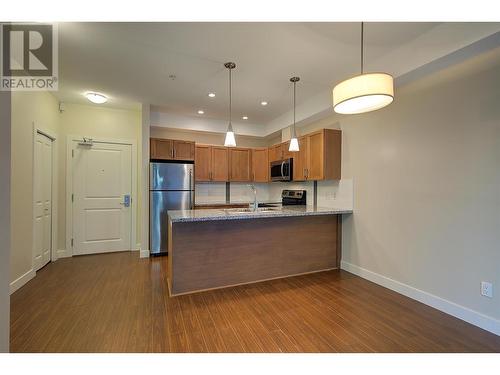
[10,252,500,352]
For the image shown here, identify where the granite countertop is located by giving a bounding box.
[194,200,281,207]
[168,205,353,223]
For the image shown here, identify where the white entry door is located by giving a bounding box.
[33,132,53,271]
[72,141,132,255]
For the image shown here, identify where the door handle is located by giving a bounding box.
[281,162,285,179]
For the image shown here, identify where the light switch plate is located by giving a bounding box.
[481,281,493,298]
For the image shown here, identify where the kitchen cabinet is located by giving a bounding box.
[268,144,283,162]
[251,148,269,182]
[194,145,228,181]
[211,146,229,181]
[150,138,173,160]
[194,145,211,181]
[173,140,195,160]
[192,128,341,183]
[229,148,252,182]
[150,138,195,161]
[306,129,341,181]
[291,136,308,181]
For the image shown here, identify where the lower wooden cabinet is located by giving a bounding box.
[252,148,269,182]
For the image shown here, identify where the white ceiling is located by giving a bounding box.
[55,22,500,135]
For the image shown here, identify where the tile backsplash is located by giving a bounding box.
[195,178,353,209]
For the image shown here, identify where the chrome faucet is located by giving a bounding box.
[248,184,258,211]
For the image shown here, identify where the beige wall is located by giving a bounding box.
[150,126,270,148]
[304,49,500,322]
[0,91,11,351]
[10,96,142,285]
[10,91,59,284]
[58,103,142,251]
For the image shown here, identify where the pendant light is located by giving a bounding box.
[224,62,237,147]
[289,76,300,152]
[333,22,394,114]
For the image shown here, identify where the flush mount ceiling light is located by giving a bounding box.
[208,92,216,98]
[332,22,394,114]
[289,77,300,152]
[224,62,237,147]
[85,92,107,104]
[260,101,268,106]
[197,110,204,114]
[242,116,248,120]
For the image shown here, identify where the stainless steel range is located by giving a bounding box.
[281,190,307,206]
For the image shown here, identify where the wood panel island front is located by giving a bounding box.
[167,206,352,296]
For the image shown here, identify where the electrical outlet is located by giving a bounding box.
[481,281,493,298]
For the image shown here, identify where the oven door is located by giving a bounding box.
[270,159,292,181]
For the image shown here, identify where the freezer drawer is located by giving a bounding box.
[150,162,194,191]
[149,190,194,255]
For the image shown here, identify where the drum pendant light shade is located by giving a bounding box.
[333,73,394,114]
[333,22,394,115]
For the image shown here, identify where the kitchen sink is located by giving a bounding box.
[223,207,280,214]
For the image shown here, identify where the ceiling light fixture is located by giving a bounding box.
[208,92,216,98]
[85,92,107,104]
[242,116,248,120]
[224,62,237,147]
[332,22,394,114]
[289,77,300,152]
[260,101,268,106]
[197,110,204,114]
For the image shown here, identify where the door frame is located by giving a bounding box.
[65,135,138,257]
[32,123,58,265]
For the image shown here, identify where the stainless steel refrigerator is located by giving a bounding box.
[149,162,194,255]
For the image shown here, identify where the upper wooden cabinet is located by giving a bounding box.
[291,136,308,181]
[252,148,269,182]
[228,148,252,182]
[150,138,195,161]
[268,144,283,163]
[173,140,195,160]
[195,145,228,182]
[150,138,173,160]
[194,145,211,181]
[306,129,341,181]
[211,147,229,182]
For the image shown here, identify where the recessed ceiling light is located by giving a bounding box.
[85,92,107,104]
[208,92,216,98]
[242,116,248,120]
[260,101,268,106]
[197,110,204,114]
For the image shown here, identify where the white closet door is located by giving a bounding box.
[72,141,132,255]
[33,132,53,271]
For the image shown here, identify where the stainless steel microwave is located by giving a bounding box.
[270,158,293,182]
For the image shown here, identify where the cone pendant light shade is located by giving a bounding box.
[333,23,394,114]
[289,76,300,152]
[224,62,237,147]
[224,122,236,147]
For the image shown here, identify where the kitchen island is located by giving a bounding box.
[167,205,352,296]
